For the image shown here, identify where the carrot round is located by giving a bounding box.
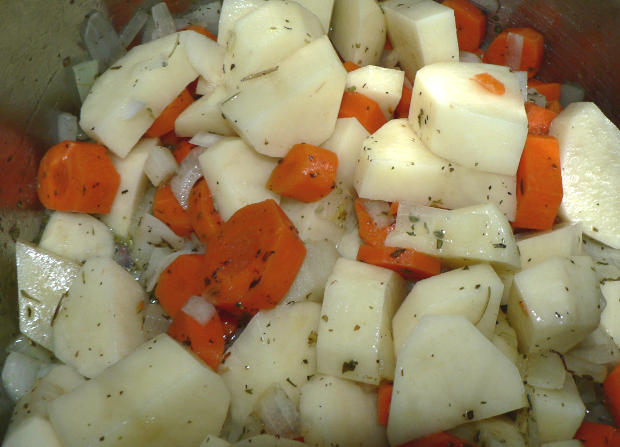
[525,102,558,135]
[155,253,205,319]
[574,421,620,447]
[512,134,562,230]
[145,88,194,138]
[202,199,306,315]
[377,382,393,426]
[528,80,561,102]
[153,184,193,237]
[338,91,387,134]
[483,27,544,77]
[354,198,395,246]
[0,122,40,210]
[188,178,223,246]
[442,0,486,52]
[267,143,338,203]
[37,141,119,213]
[168,309,225,371]
[471,72,506,95]
[394,85,412,119]
[172,140,195,164]
[343,61,361,72]
[357,244,441,280]
[181,24,217,41]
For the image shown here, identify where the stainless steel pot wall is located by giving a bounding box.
[0,0,618,437]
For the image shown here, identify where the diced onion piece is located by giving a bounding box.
[255,384,301,439]
[182,296,216,325]
[143,300,172,339]
[151,2,176,40]
[169,147,206,209]
[362,199,393,228]
[82,10,126,68]
[72,59,99,102]
[144,146,179,187]
[174,1,221,35]
[189,132,224,147]
[505,32,524,71]
[119,9,149,48]
[380,48,400,69]
[459,51,481,63]
[527,88,547,107]
[7,335,54,363]
[120,98,146,120]
[132,213,186,268]
[56,112,78,143]
[514,70,528,102]
[195,76,216,96]
[560,82,586,107]
[1,351,42,402]
[564,353,607,383]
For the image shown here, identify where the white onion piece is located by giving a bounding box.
[119,9,149,48]
[7,335,54,363]
[505,32,524,71]
[514,70,528,102]
[182,296,216,325]
[151,2,177,40]
[169,147,206,209]
[144,145,179,187]
[560,82,586,107]
[195,76,216,96]
[1,351,42,402]
[143,300,172,339]
[132,213,186,268]
[72,59,99,102]
[82,10,126,68]
[174,1,222,35]
[120,98,146,120]
[141,16,156,43]
[564,353,607,383]
[189,132,224,147]
[379,48,400,69]
[471,0,499,13]
[256,384,301,438]
[362,199,393,228]
[527,88,547,107]
[585,402,615,425]
[459,51,481,63]
[56,112,78,143]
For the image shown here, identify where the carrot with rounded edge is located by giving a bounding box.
[483,27,544,77]
[37,141,119,213]
[525,102,558,135]
[159,130,181,148]
[377,382,393,426]
[344,61,360,72]
[267,143,338,203]
[354,198,395,246]
[153,184,193,237]
[202,199,306,315]
[442,0,486,52]
[145,88,194,138]
[528,80,561,102]
[181,24,217,41]
[397,432,476,447]
[512,134,562,230]
[173,140,195,163]
[188,178,223,246]
[394,85,412,119]
[155,253,205,319]
[604,363,620,427]
[338,91,387,134]
[357,244,441,280]
[574,421,620,447]
[471,72,506,95]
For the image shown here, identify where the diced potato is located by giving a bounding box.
[220,36,346,157]
[53,257,146,378]
[219,302,320,439]
[3,416,63,447]
[317,258,406,384]
[600,279,620,348]
[321,118,369,190]
[517,224,583,270]
[181,29,226,91]
[39,212,114,263]
[382,0,458,77]
[201,435,232,447]
[393,264,503,355]
[569,327,620,367]
[386,203,521,269]
[524,351,566,390]
[1,351,43,403]
[507,256,601,354]
[143,145,178,187]
[494,266,514,306]
[175,85,236,137]
[492,311,519,365]
[233,435,306,447]
[528,375,585,443]
[299,374,388,447]
[549,102,620,249]
[387,315,525,444]
[410,62,528,176]
[353,119,517,219]
[329,0,386,66]
[49,334,230,447]
[101,138,157,238]
[346,66,404,118]
[450,417,527,447]
[198,137,279,220]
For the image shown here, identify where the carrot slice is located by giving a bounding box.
[145,88,194,138]
[354,198,395,246]
[574,421,620,447]
[155,253,205,319]
[394,84,412,119]
[338,91,387,134]
[442,0,486,52]
[168,309,225,371]
[153,184,193,237]
[389,202,399,217]
[267,143,338,203]
[397,432,476,447]
[528,80,561,102]
[37,141,119,213]
[483,27,544,77]
[604,363,620,427]
[377,382,393,426]
[188,178,223,246]
[512,134,562,230]
[173,140,195,163]
[357,244,441,280]
[344,61,361,72]
[159,130,181,148]
[181,24,217,41]
[525,102,558,135]
[546,100,563,114]
[202,199,306,315]
[471,72,506,95]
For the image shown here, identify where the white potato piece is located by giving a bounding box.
[507,256,601,354]
[548,102,620,248]
[353,119,517,220]
[220,36,346,157]
[581,236,620,284]
[317,258,406,384]
[1,351,43,403]
[450,417,527,447]
[569,327,620,368]
[382,0,458,77]
[388,314,525,445]
[234,435,306,447]
[181,29,226,91]
[346,66,404,118]
[201,435,232,447]
[386,203,520,269]
[2,416,63,447]
[53,257,146,378]
[219,302,320,439]
[494,266,514,306]
[410,62,528,176]
[39,212,114,263]
[175,85,236,136]
[223,1,324,92]
[15,242,80,350]
[517,223,583,270]
[144,145,178,187]
[329,0,385,66]
[300,375,388,447]
[492,311,519,365]
[199,137,279,220]
[601,279,620,348]
[49,334,230,447]
[524,351,566,390]
[393,264,503,355]
[101,138,157,237]
[321,118,369,190]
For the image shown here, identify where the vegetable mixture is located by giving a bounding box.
[3,0,620,446]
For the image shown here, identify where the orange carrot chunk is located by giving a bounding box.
[471,72,506,95]
[397,432,476,447]
[188,178,223,246]
[512,134,562,230]
[343,61,361,72]
[528,80,562,102]
[267,143,338,203]
[338,91,387,134]
[604,363,620,427]
[574,421,620,447]
[202,199,306,315]
[525,102,558,135]
[145,88,194,138]
[442,0,486,52]
[389,202,399,217]
[357,244,441,280]
[394,84,413,119]
[354,198,395,246]
[173,140,195,163]
[37,141,120,214]
[155,253,206,319]
[546,100,563,114]
[483,27,544,77]
[377,382,393,426]
[153,184,193,237]
[168,309,225,371]
[181,24,217,41]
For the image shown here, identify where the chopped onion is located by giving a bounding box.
[132,213,186,268]
[560,82,585,107]
[256,384,301,438]
[119,9,149,48]
[527,88,547,107]
[195,76,217,96]
[144,145,179,187]
[570,328,620,366]
[7,335,54,363]
[151,2,177,40]
[72,59,99,102]
[1,351,42,402]
[505,32,524,71]
[56,112,78,143]
[189,132,224,147]
[169,147,206,209]
[585,402,615,425]
[336,228,363,261]
[143,300,172,339]
[459,51,481,63]
[82,10,126,69]
[379,48,400,69]
[564,353,607,383]
[182,296,216,325]
[513,70,528,102]
[120,98,146,120]
[141,15,156,43]
[363,199,394,228]
[174,1,222,35]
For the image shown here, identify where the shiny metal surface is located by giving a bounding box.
[0,0,618,437]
